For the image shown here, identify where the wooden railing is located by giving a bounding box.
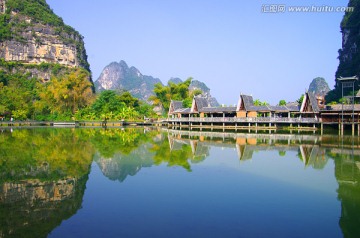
[167,117,319,123]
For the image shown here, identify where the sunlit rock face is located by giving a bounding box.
[0,0,91,82]
[95,60,162,103]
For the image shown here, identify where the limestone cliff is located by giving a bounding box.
[308,77,330,96]
[95,60,220,104]
[326,0,360,101]
[95,60,162,102]
[0,0,91,82]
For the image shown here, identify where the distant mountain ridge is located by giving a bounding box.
[95,60,219,105]
[95,61,162,102]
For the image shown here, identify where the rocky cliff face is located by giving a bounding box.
[96,60,220,105]
[0,0,91,81]
[95,60,162,102]
[327,0,360,101]
[308,77,330,96]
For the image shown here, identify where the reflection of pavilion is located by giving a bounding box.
[168,135,209,162]
[165,129,327,165]
[167,129,360,237]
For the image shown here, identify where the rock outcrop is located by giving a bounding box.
[326,0,360,101]
[96,60,220,104]
[95,60,162,102]
[308,77,330,96]
[0,0,91,81]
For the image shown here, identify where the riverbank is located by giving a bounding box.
[0,120,167,127]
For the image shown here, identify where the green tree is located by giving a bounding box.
[149,77,198,112]
[254,99,269,106]
[297,94,304,104]
[38,69,94,115]
[91,90,125,117]
[118,91,139,108]
[279,100,286,106]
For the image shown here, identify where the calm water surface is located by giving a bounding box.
[0,127,359,238]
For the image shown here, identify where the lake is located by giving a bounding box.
[0,127,359,238]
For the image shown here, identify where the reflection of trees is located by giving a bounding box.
[333,152,360,238]
[89,128,156,158]
[152,136,193,171]
[91,128,158,182]
[0,129,94,181]
[0,128,93,238]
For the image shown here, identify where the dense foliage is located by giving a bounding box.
[0,0,90,70]
[0,67,155,121]
[326,0,360,102]
[149,77,202,113]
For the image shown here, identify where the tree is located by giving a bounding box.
[149,77,199,112]
[254,99,269,106]
[297,94,304,104]
[91,90,125,117]
[278,100,286,106]
[118,91,139,108]
[38,68,94,115]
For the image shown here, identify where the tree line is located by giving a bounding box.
[0,68,201,121]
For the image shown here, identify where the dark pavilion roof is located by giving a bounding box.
[268,105,289,111]
[200,107,236,113]
[241,95,254,111]
[248,105,270,111]
[285,102,300,112]
[194,97,210,110]
[171,100,184,111]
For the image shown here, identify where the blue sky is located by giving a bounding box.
[47,0,349,105]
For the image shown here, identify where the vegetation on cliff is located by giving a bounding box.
[0,0,90,70]
[326,0,360,102]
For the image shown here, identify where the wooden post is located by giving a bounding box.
[321,123,323,135]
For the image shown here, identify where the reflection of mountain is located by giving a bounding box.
[94,143,155,182]
[0,128,94,238]
[334,153,360,238]
[0,175,88,238]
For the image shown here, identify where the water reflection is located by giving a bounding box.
[0,128,360,237]
[166,129,360,238]
[0,129,94,238]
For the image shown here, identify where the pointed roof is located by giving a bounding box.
[300,91,319,113]
[237,94,255,111]
[168,100,183,114]
[191,96,211,113]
